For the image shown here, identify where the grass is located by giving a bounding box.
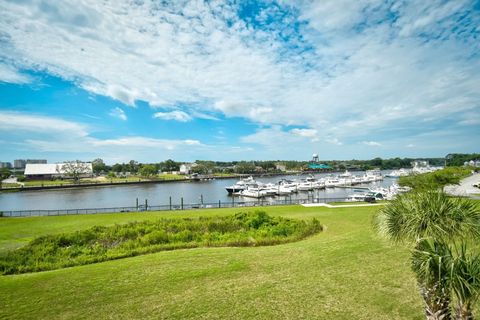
[0,204,461,319]
[0,211,322,274]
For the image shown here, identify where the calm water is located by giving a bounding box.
[0,172,398,211]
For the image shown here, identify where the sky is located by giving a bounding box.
[0,0,479,164]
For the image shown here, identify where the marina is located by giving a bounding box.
[0,170,401,213]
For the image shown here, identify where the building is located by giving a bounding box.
[464,160,480,167]
[275,163,287,172]
[26,159,47,164]
[179,163,197,174]
[13,159,47,169]
[14,159,27,169]
[24,163,93,180]
[411,160,428,168]
[0,162,12,169]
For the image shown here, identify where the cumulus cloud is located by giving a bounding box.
[290,128,317,138]
[153,111,192,122]
[0,111,205,161]
[363,141,382,147]
[0,0,478,154]
[108,107,127,121]
[0,63,32,84]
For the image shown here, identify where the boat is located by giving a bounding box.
[346,193,367,202]
[225,176,257,194]
[338,170,353,178]
[239,185,269,198]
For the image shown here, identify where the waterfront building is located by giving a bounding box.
[179,163,197,174]
[0,162,12,169]
[24,163,93,180]
[14,159,27,169]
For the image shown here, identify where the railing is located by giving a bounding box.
[0,197,350,217]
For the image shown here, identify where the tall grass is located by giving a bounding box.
[0,211,322,274]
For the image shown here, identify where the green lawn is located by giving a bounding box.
[0,205,426,319]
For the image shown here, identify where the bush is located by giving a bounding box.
[0,211,323,274]
[399,167,470,191]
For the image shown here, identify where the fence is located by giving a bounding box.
[0,196,350,217]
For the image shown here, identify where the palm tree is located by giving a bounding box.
[411,239,452,320]
[448,244,480,320]
[374,190,480,320]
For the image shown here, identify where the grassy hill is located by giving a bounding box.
[0,205,425,319]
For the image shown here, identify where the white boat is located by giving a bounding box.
[262,183,279,196]
[385,168,411,178]
[325,177,341,188]
[225,176,257,194]
[240,185,269,198]
[338,170,353,178]
[346,193,367,202]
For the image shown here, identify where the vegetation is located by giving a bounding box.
[399,167,471,191]
[58,160,92,183]
[0,205,429,319]
[0,167,11,180]
[446,154,480,167]
[0,211,322,274]
[374,191,480,319]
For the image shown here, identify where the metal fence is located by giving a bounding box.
[0,196,350,217]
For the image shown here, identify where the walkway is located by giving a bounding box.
[302,203,385,208]
[444,172,480,199]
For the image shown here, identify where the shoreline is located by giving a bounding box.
[0,171,318,193]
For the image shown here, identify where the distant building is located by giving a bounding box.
[275,163,287,172]
[13,159,47,169]
[26,159,47,164]
[179,163,197,174]
[0,162,12,169]
[24,163,93,180]
[308,163,331,170]
[411,160,428,168]
[464,160,480,167]
[14,159,27,169]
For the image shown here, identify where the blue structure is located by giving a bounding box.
[308,163,331,170]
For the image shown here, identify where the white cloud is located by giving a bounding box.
[0,63,32,84]
[290,128,317,138]
[153,111,192,122]
[0,0,478,152]
[0,111,88,136]
[406,144,415,148]
[363,141,382,147]
[108,107,127,121]
[326,137,343,146]
[0,111,206,161]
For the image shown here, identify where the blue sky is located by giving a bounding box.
[0,0,479,164]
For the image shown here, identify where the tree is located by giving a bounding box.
[139,164,157,178]
[374,191,480,320]
[160,159,180,172]
[92,158,107,174]
[59,161,92,183]
[0,168,11,180]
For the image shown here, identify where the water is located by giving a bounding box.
[0,172,398,211]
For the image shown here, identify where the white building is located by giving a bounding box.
[179,163,197,174]
[464,160,480,167]
[275,163,287,172]
[24,163,93,180]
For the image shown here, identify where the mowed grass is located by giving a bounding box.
[0,205,425,319]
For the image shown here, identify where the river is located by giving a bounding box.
[0,171,398,211]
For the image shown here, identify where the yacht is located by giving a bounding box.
[225,176,257,194]
[240,184,268,198]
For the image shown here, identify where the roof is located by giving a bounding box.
[308,163,331,169]
[24,163,93,175]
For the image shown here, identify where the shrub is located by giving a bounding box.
[0,211,322,274]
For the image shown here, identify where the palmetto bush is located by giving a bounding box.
[374,191,480,320]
